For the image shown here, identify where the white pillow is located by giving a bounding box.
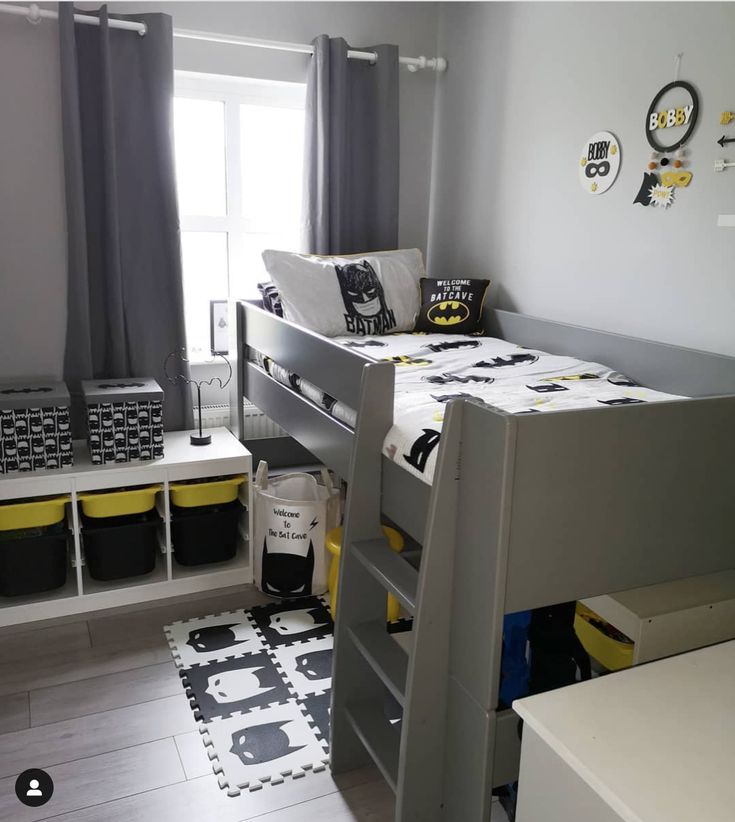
[261,248,425,336]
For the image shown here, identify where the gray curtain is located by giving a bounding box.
[302,36,399,256]
[59,5,192,431]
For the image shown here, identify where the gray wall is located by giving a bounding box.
[0,12,67,379]
[428,2,735,356]
[0,2,440,381]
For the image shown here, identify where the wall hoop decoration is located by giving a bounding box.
[645,80,699,151]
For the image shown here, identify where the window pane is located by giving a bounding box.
[234,231,302,296]
[174,98,227,217]
[240,104,305,228]
[180,232,229,359]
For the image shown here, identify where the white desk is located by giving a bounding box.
[513,641,735,822]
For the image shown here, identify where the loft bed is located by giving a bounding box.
[230,298,735,821]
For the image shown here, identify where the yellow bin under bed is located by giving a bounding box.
[78,485,162,519]
[574,602,634,671]
[169,475,246,508]
[0,495,70,531]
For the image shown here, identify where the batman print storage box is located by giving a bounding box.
[81,379,164,465]
[0,380,73,473]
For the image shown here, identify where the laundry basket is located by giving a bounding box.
[253,462,340,598]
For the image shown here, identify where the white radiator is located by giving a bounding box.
[199,403,285,439]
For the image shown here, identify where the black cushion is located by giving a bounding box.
[414,278,490,334]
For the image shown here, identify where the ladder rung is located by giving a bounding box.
[352,538,418,614]
[344,699,400,792]
[348,620,409,706]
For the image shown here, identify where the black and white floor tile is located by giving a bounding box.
[165,596,333,795]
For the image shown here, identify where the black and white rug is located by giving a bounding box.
[165,596,334,796]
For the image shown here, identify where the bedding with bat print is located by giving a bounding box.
[253,332,684,484]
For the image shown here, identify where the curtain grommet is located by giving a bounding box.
[26,3,41,25]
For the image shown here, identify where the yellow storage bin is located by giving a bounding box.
[78,485,162,519]
[326,525,405,621]
[169,475,246,508]
[0,495,70,531]
[574,602,634,671]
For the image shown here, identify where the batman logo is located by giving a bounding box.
[541,373,599,382]
[598,397,645,405]
[424,373,494,385]
[607,372,638,387]
[230,720,305,766]
[0,387,53,395]
[294,648,332,681]
[96,382,145,389]
[474,354,539,368]
[404,428,441,473]
[382,355,432,367]
[431,392,474,404]
[527,383,569,394]
[343,340,387,348]
[427,301,470,327]
[186,624,250,654]
[426,339,480,353]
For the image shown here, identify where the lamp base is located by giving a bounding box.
[190,433,212,446]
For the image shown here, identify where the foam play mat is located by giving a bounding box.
[165,596,334,795]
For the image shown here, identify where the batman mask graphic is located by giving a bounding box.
[426,301,470,327]
[404,428,441,473]
[268,607,329,636]
[335,261,396,335]
[186,624,249,654]
[262,539,314,597]
[230,720,305,765]
[294,648,333,681]
[633,172,659,206]
[205,667,276,704]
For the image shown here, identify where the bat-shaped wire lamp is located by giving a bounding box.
[164,349,232,446]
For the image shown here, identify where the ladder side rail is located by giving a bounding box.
[395,399,465,821]
[330,360,396,773]
[441,402,519,821]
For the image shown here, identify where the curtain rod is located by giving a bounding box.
[0,3,448,72]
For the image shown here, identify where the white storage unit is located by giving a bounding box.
[581,570,735,664]
[513,641,735,822]
[0,427,251,628]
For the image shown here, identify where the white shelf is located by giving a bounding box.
[0,575,79,612]
[82,560,169,596]
[171,552,251,582]
[0,428,252,627]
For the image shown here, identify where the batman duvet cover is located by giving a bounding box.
[253,333,683,484]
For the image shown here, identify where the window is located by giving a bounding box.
[174,71,306,359]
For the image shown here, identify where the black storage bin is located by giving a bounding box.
[171,500,241,566]
[81,510,159,581]
[0,523,68,596]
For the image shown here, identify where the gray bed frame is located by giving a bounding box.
[231,299,735,821]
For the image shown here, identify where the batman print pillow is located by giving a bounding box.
[261,248,424,337]
[414,278,490,334]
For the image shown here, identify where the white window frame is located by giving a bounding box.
[174,69,306,304]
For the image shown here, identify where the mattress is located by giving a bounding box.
[254,332,683,484]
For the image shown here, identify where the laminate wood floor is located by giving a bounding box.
[0,586,509,821]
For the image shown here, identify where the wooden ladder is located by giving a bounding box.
[330,377,466,821]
